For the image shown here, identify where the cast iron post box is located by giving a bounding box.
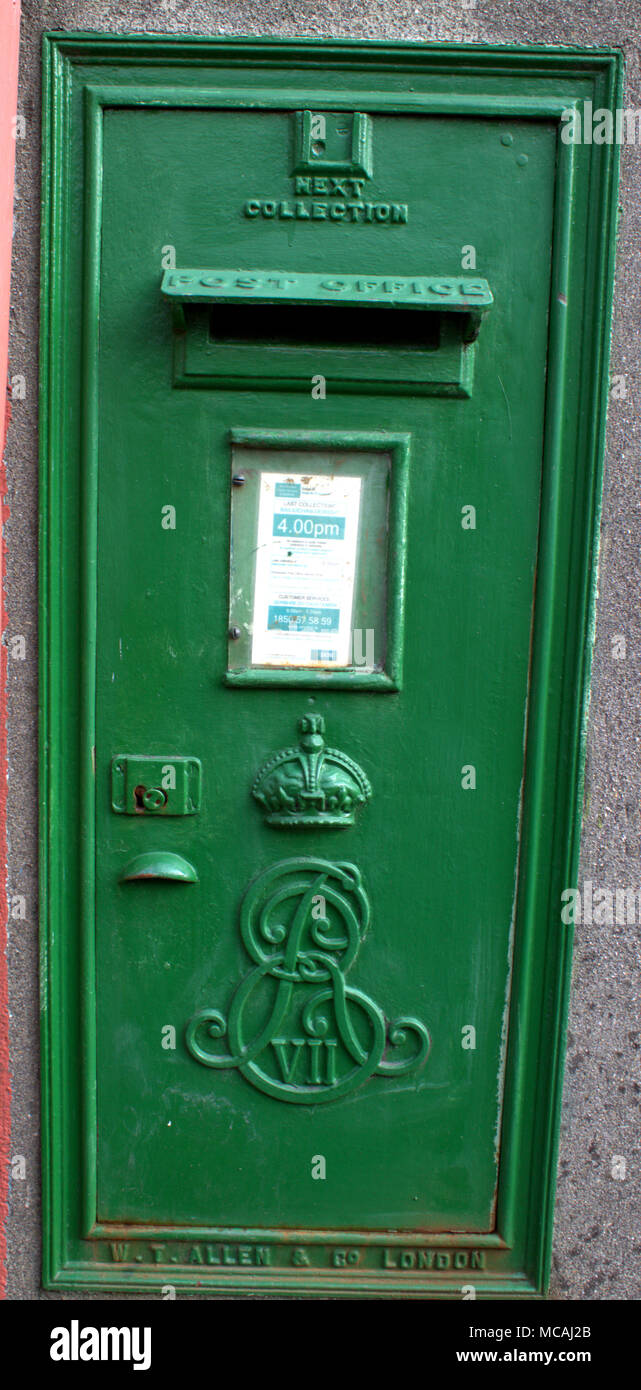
[40,35,621,1297]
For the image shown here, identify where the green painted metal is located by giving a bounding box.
[251,714,372,828]
[161,268,493,311]
[172,301,477,395]
[39,34,621,1298]
[111,755,202,816]
[120,852,199,883]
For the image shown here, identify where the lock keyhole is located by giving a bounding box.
[133,784,168,812]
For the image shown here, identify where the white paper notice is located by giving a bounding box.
[251,472,362,667]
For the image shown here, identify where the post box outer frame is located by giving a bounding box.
[39,34,622,1297]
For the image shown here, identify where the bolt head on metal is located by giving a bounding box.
[142,786,167,811]
[229,625,241,640]
[232,474,246,486]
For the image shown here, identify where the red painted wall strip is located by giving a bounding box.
[0,0,21,1302]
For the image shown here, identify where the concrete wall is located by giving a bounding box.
[5,0,641,1300]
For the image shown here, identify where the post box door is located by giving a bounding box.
[95,105,554,1239]
[40,36,621,1296]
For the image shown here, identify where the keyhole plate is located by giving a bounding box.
[111,755,202,815]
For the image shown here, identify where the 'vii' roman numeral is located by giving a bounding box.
[272,1038,338,1085]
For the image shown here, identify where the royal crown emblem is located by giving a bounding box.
[251,714,372,828]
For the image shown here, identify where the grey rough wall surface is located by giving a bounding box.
[4,0,641,1300]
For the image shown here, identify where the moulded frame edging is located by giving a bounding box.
[40,33,81,1286]
[43,30,621,63]
[88,1219,508,1245]
[38,39,622,1294]
[78,82,103,1239]
[491,116,577,1258]
[492,63,622,1288]
[527,62,622,1292]
[85,81,588,119]
[49,1264,539,1300]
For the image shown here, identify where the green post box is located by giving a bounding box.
[40,34,621,1297]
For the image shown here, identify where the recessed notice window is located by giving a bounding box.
[251,472,362,668]
[226,433,410,689]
